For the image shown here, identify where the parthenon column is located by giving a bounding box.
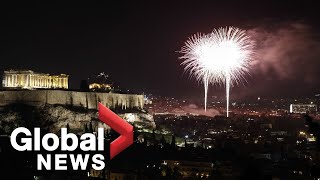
[16,75,19,86]
[25,75,28,87]
[11,75,14,86]
[11,76,13,86]
[8,75,11,86]
[9,75,11,86]
[64,78,66,88]
[5,76,8,87]
[24,75,27,87]
[13,75,16,87]
[31,75,33,87]
[28,75,30,87]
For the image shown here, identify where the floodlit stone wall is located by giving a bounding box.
[0,90,144,110]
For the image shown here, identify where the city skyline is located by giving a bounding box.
[1,1,320,99]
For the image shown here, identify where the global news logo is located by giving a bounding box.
[9,103,133,171]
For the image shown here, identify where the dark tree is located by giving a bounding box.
[152,129,156,145]
[160,135,166,146]
[185,138,188,148]
[105,129,110,138]
[84,123,89,133]
[171,135,176,148]
[89,121,94,133]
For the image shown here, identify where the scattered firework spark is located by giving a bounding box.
[179,27,255,117]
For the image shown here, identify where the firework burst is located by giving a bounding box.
[179,27,255,117]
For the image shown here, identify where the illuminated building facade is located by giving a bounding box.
[2,70,68,89]
[289,104,317,114]
[88,72,114,92]
[89,83,112,92]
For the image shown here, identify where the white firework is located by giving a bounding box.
[179,27,255,117]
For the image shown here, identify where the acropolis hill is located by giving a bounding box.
[0,90,156,134]
[0,70,155,134]
[0,90,144,110]
[1,70,144,109]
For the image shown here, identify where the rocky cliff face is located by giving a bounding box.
[0,104,155,135]
[0,90,145,110]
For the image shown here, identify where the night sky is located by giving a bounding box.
[1,1,320,99]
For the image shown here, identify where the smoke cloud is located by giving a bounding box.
[248,22,320,84]
[172,104,220,117]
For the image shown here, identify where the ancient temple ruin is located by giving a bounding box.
[2,70,68,89]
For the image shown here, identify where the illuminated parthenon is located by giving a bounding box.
[2,70,68,89]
